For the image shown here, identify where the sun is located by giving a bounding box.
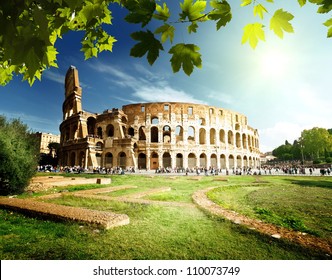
[260,49,289,78]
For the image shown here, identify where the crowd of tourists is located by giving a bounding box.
[37,160,331,176]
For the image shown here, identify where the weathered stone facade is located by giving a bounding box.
[59,66,260,170]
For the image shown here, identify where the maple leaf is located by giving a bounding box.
[169,43,202,75]
[270,9,294,38]
[130,30,164,65]
[242,23,265,49]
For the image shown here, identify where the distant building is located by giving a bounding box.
[260,152,277,164]
[59,66,260,170]
[34,132,60,155]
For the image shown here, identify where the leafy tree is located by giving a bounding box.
[272,141,294,160]
[300,127,332,160]
[0,116,39,195]
[0,0,332,85]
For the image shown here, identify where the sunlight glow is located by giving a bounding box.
[260,50,290,78]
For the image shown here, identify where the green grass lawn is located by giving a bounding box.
[0,174,331,260]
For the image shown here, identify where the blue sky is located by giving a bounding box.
[0,1,331,152]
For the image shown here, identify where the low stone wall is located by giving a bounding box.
[0,197,128,229]
[27,176,111,192]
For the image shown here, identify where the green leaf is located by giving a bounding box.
[309,0,332,13]
[241,0,252,7]
[209,0,232,30]
[180,0,207,21]
[298,0,307,6]
[130,30,164,65]
[155,24,175,43]
[270,9,294,38]
[124,0,156,27]
[253,4,268,19]
[188,22,199,33]
[153,3,170,21]
[169,43,202,76]
[241,23,265,49]
[324,18,332,37]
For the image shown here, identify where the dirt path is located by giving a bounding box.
[193,187,332,256]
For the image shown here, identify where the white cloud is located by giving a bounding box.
[89,61,204,104]
[133,86,206,104]
[259,122,303,152]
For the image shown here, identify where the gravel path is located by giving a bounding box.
[192,187,332,256]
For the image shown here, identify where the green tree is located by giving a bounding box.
[272,140,293,160]
[0,0,332,85]
[0,116,39,195]
[300,127,332,161]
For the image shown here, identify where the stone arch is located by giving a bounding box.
[243,155,248,168]
[163,152,171,168]
[150,152,159,170]
[187,126,195,142]
[96,152,102,167]
[199,128,206,144]
[79,151,85,167]
[188,153,196,169]
[219,129,225,144]
[128,127,135,137]
[138,153,146,170]
[176,153,183,168]
[151,116,159,125]
[242,133,248,149]
[228,130,234,145]
[229,154,235,169]
[236,155,242,168]
[235,123,240,130]
[121,116,128,124]
[107,124,114,137]
[87,117,96,135]
[151,126,159,143]
[97,127,103,138]
[118,152,126,169]
[163,125,171,143]
[200,153,207,168]
[139,126,146,140]
[175,125,183,143]
[96,141,103,151]
[210,128,216,145]
[220,154,226,169]
[210,153,217,168]
[105,152,113,167]
[199,118,206,125]
[236,132,241,148]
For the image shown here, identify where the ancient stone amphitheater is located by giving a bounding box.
[59,66,260,171]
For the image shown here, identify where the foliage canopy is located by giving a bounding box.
[0,116,39,195]
[0,0,332,85]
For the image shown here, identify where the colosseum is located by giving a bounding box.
[59,66,260,172]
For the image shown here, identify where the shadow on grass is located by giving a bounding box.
[285,179,332,189]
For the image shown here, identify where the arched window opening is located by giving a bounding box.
[139,126,146,140]
[187,126,195,142]
[175,126,183,143]
[107,124,114,137]
[199,128,206,144]
[151,117,159,125]
[97,127,103,138]
[87,117,96,136]
[210,128,216,145]
[151,127,159,143]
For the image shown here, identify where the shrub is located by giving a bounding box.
[0,116,39,195]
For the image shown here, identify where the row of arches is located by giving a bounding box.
[89,151,259,170]
[137,125,259,149]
